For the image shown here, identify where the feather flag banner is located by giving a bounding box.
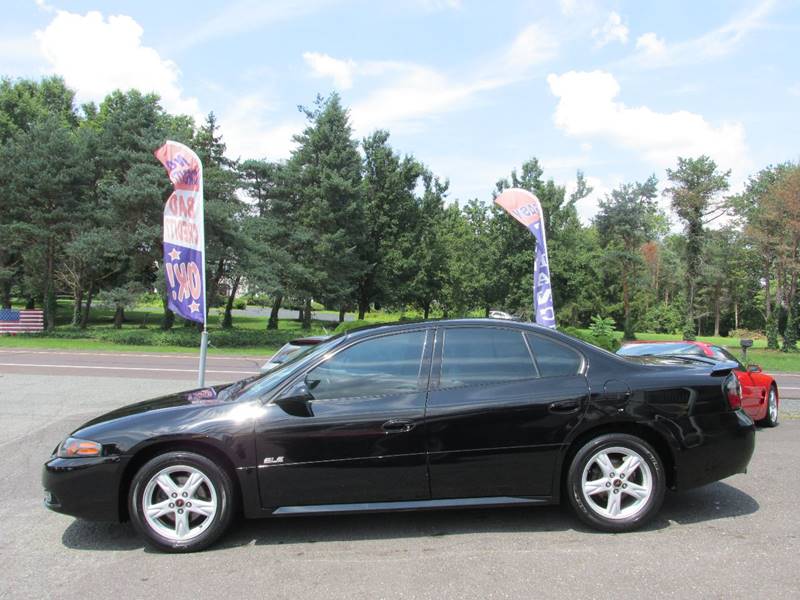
[494,188,556,328]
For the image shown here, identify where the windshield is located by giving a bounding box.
[234,335,344,402]
[709,345,743,367]
[618,342,705,357]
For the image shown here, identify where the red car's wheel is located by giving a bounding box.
[758,386,779,427]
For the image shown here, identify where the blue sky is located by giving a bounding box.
[2,0,799,222]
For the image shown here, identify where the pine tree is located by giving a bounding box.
[665,156,730,340]
[286,93,365,329]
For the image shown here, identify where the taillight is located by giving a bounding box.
[724,374,742,410]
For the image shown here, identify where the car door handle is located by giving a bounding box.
[382,419,415,433]
[548,400,581,414]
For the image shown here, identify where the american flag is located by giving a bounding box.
[0,309,44,334]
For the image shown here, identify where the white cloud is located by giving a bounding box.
[350,64,502,135]
[635,32,665,56]
[218,94,302,161]
[35,10,201,119]
[547,70,750,175]
[626,0,775,68]
[302,52,356,89]
[34,0,55,13]
[173,0,334,51]
[789,83,800,97]
[308,23,556,135]
[502,23,559,71]
[592,12,629,47]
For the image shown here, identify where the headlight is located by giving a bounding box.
[57,437,102,458]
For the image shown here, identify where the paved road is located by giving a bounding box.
[773,372,800,400]
[0,348,262,382]
[0,372,797,599]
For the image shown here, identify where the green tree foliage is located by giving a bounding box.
[0,76,794,345]
[285,93,365,329]
[594,176,659,339]
[357,130,424,318]
[665,156,730,340]
[0,116,89,329]
[406,173,449,318]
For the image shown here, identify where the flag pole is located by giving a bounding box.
[197,157,208,388]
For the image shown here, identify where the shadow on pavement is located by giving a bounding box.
[652,481,759,526]
[61,480,758,552]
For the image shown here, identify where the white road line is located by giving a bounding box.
[0,349,261,361]
[0,362,256,375]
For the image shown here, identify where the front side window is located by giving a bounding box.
[440,327,537,388]
[305,331,427,400]
[527,334,582,377]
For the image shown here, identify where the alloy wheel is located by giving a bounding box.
[581,446,653,520]
[142,465,218,542]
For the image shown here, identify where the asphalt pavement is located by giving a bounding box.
[0,348,262,382]
[0,372,798,599]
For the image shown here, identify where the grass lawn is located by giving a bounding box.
[0,301,335,356]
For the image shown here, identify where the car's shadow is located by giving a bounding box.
[61,481,759,552]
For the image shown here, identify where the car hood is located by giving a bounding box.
[73,376,258,433]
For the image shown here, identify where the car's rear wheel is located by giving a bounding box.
[758,386,779,427]
[129,451,234,552]
[567,433,665,532]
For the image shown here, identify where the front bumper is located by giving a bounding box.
[42,455,127,521]
[673,409,756,490]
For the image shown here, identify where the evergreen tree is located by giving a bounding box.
[594,176,659,339]
[286,93,365,329]
[0,116,88,329]
[356,130,423,318]
[665,156,730,340]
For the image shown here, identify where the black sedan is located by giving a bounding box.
[43,319,755,552]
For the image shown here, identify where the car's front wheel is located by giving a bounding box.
[567,433,665,532]
[129,451,235,552]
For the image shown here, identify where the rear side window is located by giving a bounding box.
[526,334,582,377]
[305,331,426,399]
[440,327,537,388]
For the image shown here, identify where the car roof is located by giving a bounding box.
[342,318,551,340]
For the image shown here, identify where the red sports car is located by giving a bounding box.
[617,340,779,427]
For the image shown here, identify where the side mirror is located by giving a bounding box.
[277,381,313,402]
[747,364,762,373]
[275,382,314,417]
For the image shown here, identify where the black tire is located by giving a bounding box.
[129,451,235,553]
[758,385,779,428]
[567,433,665,533]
